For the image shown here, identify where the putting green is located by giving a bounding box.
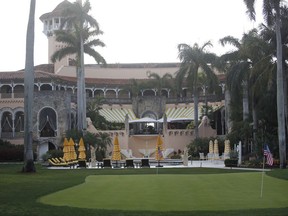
[39,173,288,211]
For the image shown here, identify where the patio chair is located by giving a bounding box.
[78,160,87,168]
[141,159,150,168]
[103,159,112,168]
[125,159,134,168]
[214,153,220,160]
[48,159,68,167]
[207,153,214,161]
[199,153,206,160]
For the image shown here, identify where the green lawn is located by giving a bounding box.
[39,173,288,211]
[1,163,288,216]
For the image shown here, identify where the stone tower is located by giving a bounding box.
[39,0,76,73]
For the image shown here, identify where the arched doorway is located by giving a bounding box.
[39,107,57,137]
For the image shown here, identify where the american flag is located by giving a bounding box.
[264,144,273,166]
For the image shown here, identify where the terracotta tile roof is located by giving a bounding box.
[18,64,54,74]
[0,68,132,87]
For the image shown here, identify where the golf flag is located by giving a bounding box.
[264,144,273,166]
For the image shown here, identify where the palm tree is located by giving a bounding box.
[220,31,258,122]
[23,0,36,172]
[51,25,106,131]
[147,72,173,96]
[176,42,218,138]
[95,132,112,160]
[126,79,143,98]
[220,29,274,154]
[244,0,286,168]
[60,0,104,132]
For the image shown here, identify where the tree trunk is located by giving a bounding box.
[242,80,249,121]
[23,0,36,172]
[194,90,199,138]
[80,33,87,133]
[225,89,232,133]
[77,67,83,131]
[252,95,258,154]
[275,7,286,169]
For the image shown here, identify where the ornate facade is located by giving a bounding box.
[0,1,226,160]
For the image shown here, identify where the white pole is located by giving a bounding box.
[238,141,242,166]
[260,156,265,198]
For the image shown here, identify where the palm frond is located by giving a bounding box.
[243,0,256,21]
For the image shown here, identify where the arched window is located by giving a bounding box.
[14,111,24,132]
[39,107,57,137]
[142,89,155,97]
[1,111,13,133]
[40,84,52,91]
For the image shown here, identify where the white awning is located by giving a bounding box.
[157,117,192,123]
[129,117,158,123]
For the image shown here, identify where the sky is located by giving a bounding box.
[0,0,263,71]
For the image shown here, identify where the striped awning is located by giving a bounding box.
[99,108,136,123]
[165,103,224,121]
[165,107,199,120]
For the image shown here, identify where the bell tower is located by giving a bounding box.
[39,0,76,73]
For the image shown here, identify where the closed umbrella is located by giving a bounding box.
[209,140,214,154]
[155,135,164,167]
[78,137,86,161]
[63,138,70,162]
[213,139,219,159]
[208,140,214,160]
[112,135,121,161]
[69,138,77,162]
[224,140,231,154]
[223,140,231,160]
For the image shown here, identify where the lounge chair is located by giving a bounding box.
[103,159,112,168]
[199,153,206,160]
[48,159,68,167]
[141,159,150,168]
[125,159,134,168]
[207,153,214,160]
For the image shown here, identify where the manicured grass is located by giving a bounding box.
[1,163,288,216]
[39,173,288,212]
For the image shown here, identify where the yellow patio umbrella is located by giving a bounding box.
[214,139,219,159]
[213,139,219,154]
[155,135,164,161]
[69,138,77,161]
[78,137,86,161]
[112,135,121,161]
[209,140,214,154]
[62,138,70,162]
[224,140,231,154]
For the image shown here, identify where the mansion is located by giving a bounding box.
[0,1,227,160]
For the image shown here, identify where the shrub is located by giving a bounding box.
[224,159,238,167]
[0,140,24,162]
[170,151,182,159]
[241,159,262,168]
[47,149,63,159]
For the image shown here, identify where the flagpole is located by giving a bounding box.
[260,156,265,198]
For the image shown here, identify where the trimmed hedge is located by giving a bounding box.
[0,139,37,162]
[224,159,238,167]
[0,145,24,162]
